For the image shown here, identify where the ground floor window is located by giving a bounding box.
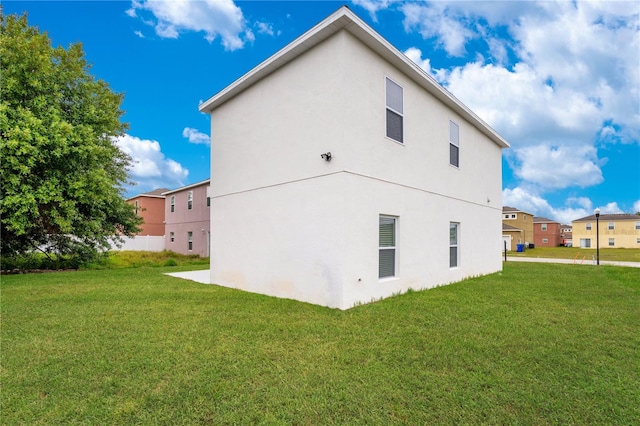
[379,216,396,279]
[580,238,591,248]
[170,232,174,243]
[542,238,548,243]
[188,231,193,251]
[450,222,459,268]
[608,238,615,246]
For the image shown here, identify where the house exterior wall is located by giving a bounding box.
[572,218,640,249]
[127,195,165,236]
[165,183,210,257]
[533,222,562,247]
[502,210,534,250]
[208,29,504,309]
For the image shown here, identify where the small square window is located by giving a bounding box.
[635,222,640,230]
[608,238,615,246]
[542,238,548,243]
[541,223,547,231]
[586,223,592,231]
[608,222,614,230]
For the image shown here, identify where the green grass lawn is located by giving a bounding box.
[2,263,639,424]
[508,246,640,262]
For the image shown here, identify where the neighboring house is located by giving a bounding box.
[533,217,562,247]
[126,188,168,236]
[572,213,640,249]
[198,7,509,309]
[560,224,573,247]
[163,180,211,257]
[502,206,534,251]
[502,223,523,251]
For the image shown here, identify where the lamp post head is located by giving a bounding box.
[594,208,600,218]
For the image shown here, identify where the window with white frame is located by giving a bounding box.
[385,77,403,143]
[608,222,614,230]
[449,120,459,167]
[170,196,175,213]
[580,238,591,248]
[586,223,592,231]
[542,238,548,243]
[170,232,174,243]
[188,232,193,251]
[541,223,547,231]
[608,238,615,246]
[379,216,397,279]
[636,222,640,230]
[637,238,640,244]
[187,191,193,210]
[450,222,459,268]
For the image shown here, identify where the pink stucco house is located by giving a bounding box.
[163,179,210,257]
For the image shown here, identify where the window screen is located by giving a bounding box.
[385,77,403,143]
[379,216,396,278]
[449,121,459,167]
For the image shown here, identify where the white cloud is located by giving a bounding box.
[114,134,189,192]
[401,2,474,57]
[352,0,395,22]
[400,2,639,211]
[255,21,276,36]
[634,200,640,214]
[129,0,248,50]
[503,187,592,224]
[513,145,604,190]
[597,202,624,214]
[182,127,210,145]
[134,30,144,38]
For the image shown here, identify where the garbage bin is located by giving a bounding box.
[517,244,524,252]
[529,243,535,249]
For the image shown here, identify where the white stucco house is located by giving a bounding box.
[199,6,509,309]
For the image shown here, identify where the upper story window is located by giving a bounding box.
[541,223,547,231]
[385,77,403,143]
[449,120,459,167]
[608,222,614,230]
[636,221,640,230]
[170,196,175,213]
[586,223,592,231]
[187,191,193,210]
[134,200,139,215]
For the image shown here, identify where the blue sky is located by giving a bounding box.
[5,0,639,223]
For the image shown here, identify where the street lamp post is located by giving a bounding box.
[595,208,600,265]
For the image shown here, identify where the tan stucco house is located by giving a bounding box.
[573,213,640,249]
[502,206,534,251]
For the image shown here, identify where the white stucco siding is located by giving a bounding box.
[340,172,502,308]
[210,32,348,198]
[210,173,347,309]
[338,31,503,208]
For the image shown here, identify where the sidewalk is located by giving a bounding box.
[165,269,211,284]
[506,257,640,268]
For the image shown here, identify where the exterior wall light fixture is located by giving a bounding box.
[320,152,332,162]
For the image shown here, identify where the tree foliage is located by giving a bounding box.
[0,13,141,259]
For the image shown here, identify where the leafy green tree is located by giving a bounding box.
[0,13,141,260]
